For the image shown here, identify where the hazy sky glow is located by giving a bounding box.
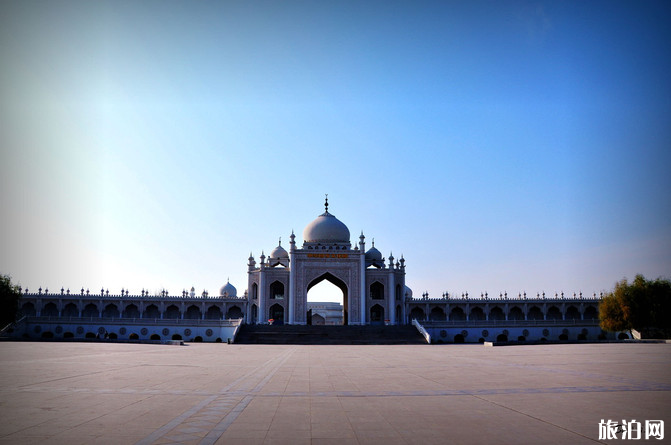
[1,1,670,301]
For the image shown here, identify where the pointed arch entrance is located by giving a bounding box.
[307,272,349,325]
[370,304,384,325]
[269,303,284,325]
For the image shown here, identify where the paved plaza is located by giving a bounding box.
[0,342,669,444]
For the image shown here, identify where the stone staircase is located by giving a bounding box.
[234,324,428,345]
[0,316,25,339]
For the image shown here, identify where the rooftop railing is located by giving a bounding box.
[418,319,599,327]
[25,316,242,327]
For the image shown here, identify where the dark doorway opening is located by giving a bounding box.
[370,304,384,325]
[269,303,284,325]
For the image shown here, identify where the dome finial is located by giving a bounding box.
[372,238,375,247]
[324,193,329,213]
[278,237,281,246]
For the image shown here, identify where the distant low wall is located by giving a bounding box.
[12,317,242,343]
[422,322,614,343]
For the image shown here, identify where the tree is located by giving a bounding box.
[0,274,22,327]
[599,274,671,337]
[599,289,628,332]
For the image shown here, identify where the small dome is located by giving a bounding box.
[303,211,350,243]
[220,280,237,297]
[365,245,382,262]
[270,240,288,259]
[404,285,413,299]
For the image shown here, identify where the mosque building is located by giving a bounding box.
[9,199,610,343]
[246,197,407,327]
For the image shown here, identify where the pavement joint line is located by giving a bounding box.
[8,383,668,398]
[0,390,155,439]
[200,348,298,445]
[199,395,254,445]
[16,365,141,389]
[134,394,220,445]
[135,346,297,445]
[334,395,359,445]
[507,362,670,387]
[470,394,609,445]
[463,355,671,388]
[251,347,298,393]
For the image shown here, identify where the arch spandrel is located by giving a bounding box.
[303,265,351,288]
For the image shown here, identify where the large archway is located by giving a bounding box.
[307,272,349,325]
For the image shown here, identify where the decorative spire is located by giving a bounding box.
[324,193,329,213]
[278,237,281,246]
[372,238,375,248]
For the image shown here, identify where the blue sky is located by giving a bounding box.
[1,1,670,301]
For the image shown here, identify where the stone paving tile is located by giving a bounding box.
[263,435,311,445]
[218,427,268,439]
[310,423,357,439]
[40,433,100,445]
[216,439,265,445]
[311,439,359,445]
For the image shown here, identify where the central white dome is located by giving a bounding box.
[303,211,350,243]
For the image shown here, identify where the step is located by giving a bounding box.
[235,324,426,345]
